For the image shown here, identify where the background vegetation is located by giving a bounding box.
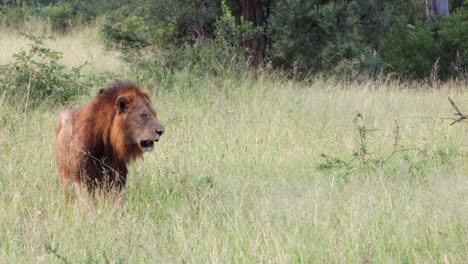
[1,0,468,82]
[0,0,467,262]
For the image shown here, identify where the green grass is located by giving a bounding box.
[1,31,468,263]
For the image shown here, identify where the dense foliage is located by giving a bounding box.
[99,0,468,81]
[268,0,417,76]
[101,0,256,90]
[383,8,468,79]
[1,0,468,81]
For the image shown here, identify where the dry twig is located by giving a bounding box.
[412,97,468,125]
[447,96,468,125]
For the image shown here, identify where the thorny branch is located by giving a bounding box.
[45,243,70,264]
[318,114,415,172]
[383,119,402,163]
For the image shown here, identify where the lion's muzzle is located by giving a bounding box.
[139,140,155,152]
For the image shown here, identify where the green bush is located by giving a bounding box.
[102,0,252,92]
[119,38,250,92]
[382,25,439,79]
[0,34,118,109]
[0,1,35,29]
[0,34,83,108]
[68,0,119,22]
[37,2,74,32]
[141,0,221,45]
[214,0,262,48]
[437,9,468,79]
[267,0,414,78]
[382,8,468,80]
[101,6,151,49]
[102,0,221,50]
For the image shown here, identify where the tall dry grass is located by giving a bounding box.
[0,22,123,74]
[0,27,467,263]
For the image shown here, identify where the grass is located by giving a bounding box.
[0,23,123,74]
[1,29,468,263]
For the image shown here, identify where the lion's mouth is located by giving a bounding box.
[139,140,155,152]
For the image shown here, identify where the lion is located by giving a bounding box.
[55,80,164,201]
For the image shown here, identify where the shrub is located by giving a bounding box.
[102,0,221,50]
[101,6,151,49]
[141,0,221,45]
[118,38,250,92]
[437,8,468,79]
[382,25,439,79]
[382,8,468,80]
[267,0,414,78]
[0,34,118,109]
[68,0,119,22]
[37,2,74,32]
[102,0,253,92]
[0,1,35,29]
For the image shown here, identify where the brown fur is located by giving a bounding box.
[55,81,164,198]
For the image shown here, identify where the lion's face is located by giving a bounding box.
[116,95,164,152]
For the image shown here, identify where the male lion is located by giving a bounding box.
[55,81,164,200]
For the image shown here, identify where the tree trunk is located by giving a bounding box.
[453,0,464,9]
[427,0,450,18]
[238,0,266,68]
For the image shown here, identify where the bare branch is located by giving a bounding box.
[448,96,468,125]
[410,113,460,122]
[412,97,468,125]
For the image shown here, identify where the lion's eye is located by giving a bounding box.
[141,113,149,121]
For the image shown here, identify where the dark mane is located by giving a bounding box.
[99,80,138,94]
[97,80,150,102]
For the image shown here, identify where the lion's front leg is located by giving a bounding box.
[112,165,128,211]
[74,181,91,209]
[60,177,72,201]
[116,189,126,212]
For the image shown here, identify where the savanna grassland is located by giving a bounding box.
[1,27,468,263]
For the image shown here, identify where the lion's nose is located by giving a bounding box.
[154,129,163,142]
[155,127,164,137]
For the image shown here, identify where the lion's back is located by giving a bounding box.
[55,108,79,180]
[56,108,78,136]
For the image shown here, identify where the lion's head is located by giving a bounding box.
[114,94,164,152]
[93,82,164,161]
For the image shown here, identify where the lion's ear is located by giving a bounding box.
[142,90,151,100]
[115,96,130,113]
